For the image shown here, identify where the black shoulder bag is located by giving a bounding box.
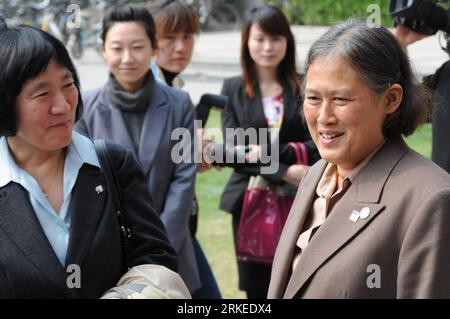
[94,139,132,270]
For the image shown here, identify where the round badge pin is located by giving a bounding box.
[359,207,371,219]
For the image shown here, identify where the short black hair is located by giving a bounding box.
[101,4,157,49]
[0,24,83,137]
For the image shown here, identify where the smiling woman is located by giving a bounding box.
[101,13,157,93]
[9,59,78,213]
[268,18,450,299]
[0,23,184,299]
[219,4,320,299]
[303,55,403,186]
[13,60,78,153]
[75,4,200,296]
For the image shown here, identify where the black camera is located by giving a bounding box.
[195,93,228,126]
[389,0,450,35]
[195,93,253,167]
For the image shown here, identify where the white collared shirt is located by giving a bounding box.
[0,131,100,266]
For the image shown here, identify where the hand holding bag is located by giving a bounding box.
[236,142,307,265]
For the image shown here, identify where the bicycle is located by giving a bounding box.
[65,0,106,59]
[186,0,241,32]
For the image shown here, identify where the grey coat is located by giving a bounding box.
[75,81,200,292]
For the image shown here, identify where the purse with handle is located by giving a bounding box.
[94,139,132,270]
[236,142,307,265]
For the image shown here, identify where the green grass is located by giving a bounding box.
[195,110,245,298]
[196,112,432,298]
[404,124,432,159]
[196,167,245,299]
[265,0,393,26]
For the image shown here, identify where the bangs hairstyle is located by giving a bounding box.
[0,25,83,137]
[147,0,200,37]
[241,4,299,98]
[101,4,157,49]
[304,18,431,137]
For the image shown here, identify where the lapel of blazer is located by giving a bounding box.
[269,160,326,298]
[279,84,297,135]
[0,183,67,289]
[97,88,135,152]
[283,137,409,298]
[65,164,106,268]
[137,83,169,175]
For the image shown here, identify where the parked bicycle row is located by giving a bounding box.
[0,0,242,60]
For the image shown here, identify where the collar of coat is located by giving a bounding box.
[269,136,409,298]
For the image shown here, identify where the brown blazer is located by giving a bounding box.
[268,137,450,299]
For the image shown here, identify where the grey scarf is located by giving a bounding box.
[106,72,154,112]
[105,72,155,151]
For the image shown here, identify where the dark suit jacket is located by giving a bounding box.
[428,60,450,173]
[219,76,320,214]
[269,137,450,298]
[0,142,176,299]
[75,81,200,292]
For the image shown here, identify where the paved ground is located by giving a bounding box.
[75,25,449,102]
[184,26,449,81]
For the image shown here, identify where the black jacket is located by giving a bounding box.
[426,60,450,174]
[219,76,320,214]
[0,142,177,298]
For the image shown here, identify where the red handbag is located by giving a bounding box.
[236,142,307,265]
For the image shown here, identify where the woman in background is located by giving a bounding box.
[220,5,319,299]
[75,4,199,295]
[147,0,222,299]
[148,0,198,89]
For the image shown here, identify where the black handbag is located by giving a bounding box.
[94,139,132,270]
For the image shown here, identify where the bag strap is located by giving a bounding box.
[288,142,301,164]
[288,142,308,165]
[298,142,308,165]
[94,139,132,270]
